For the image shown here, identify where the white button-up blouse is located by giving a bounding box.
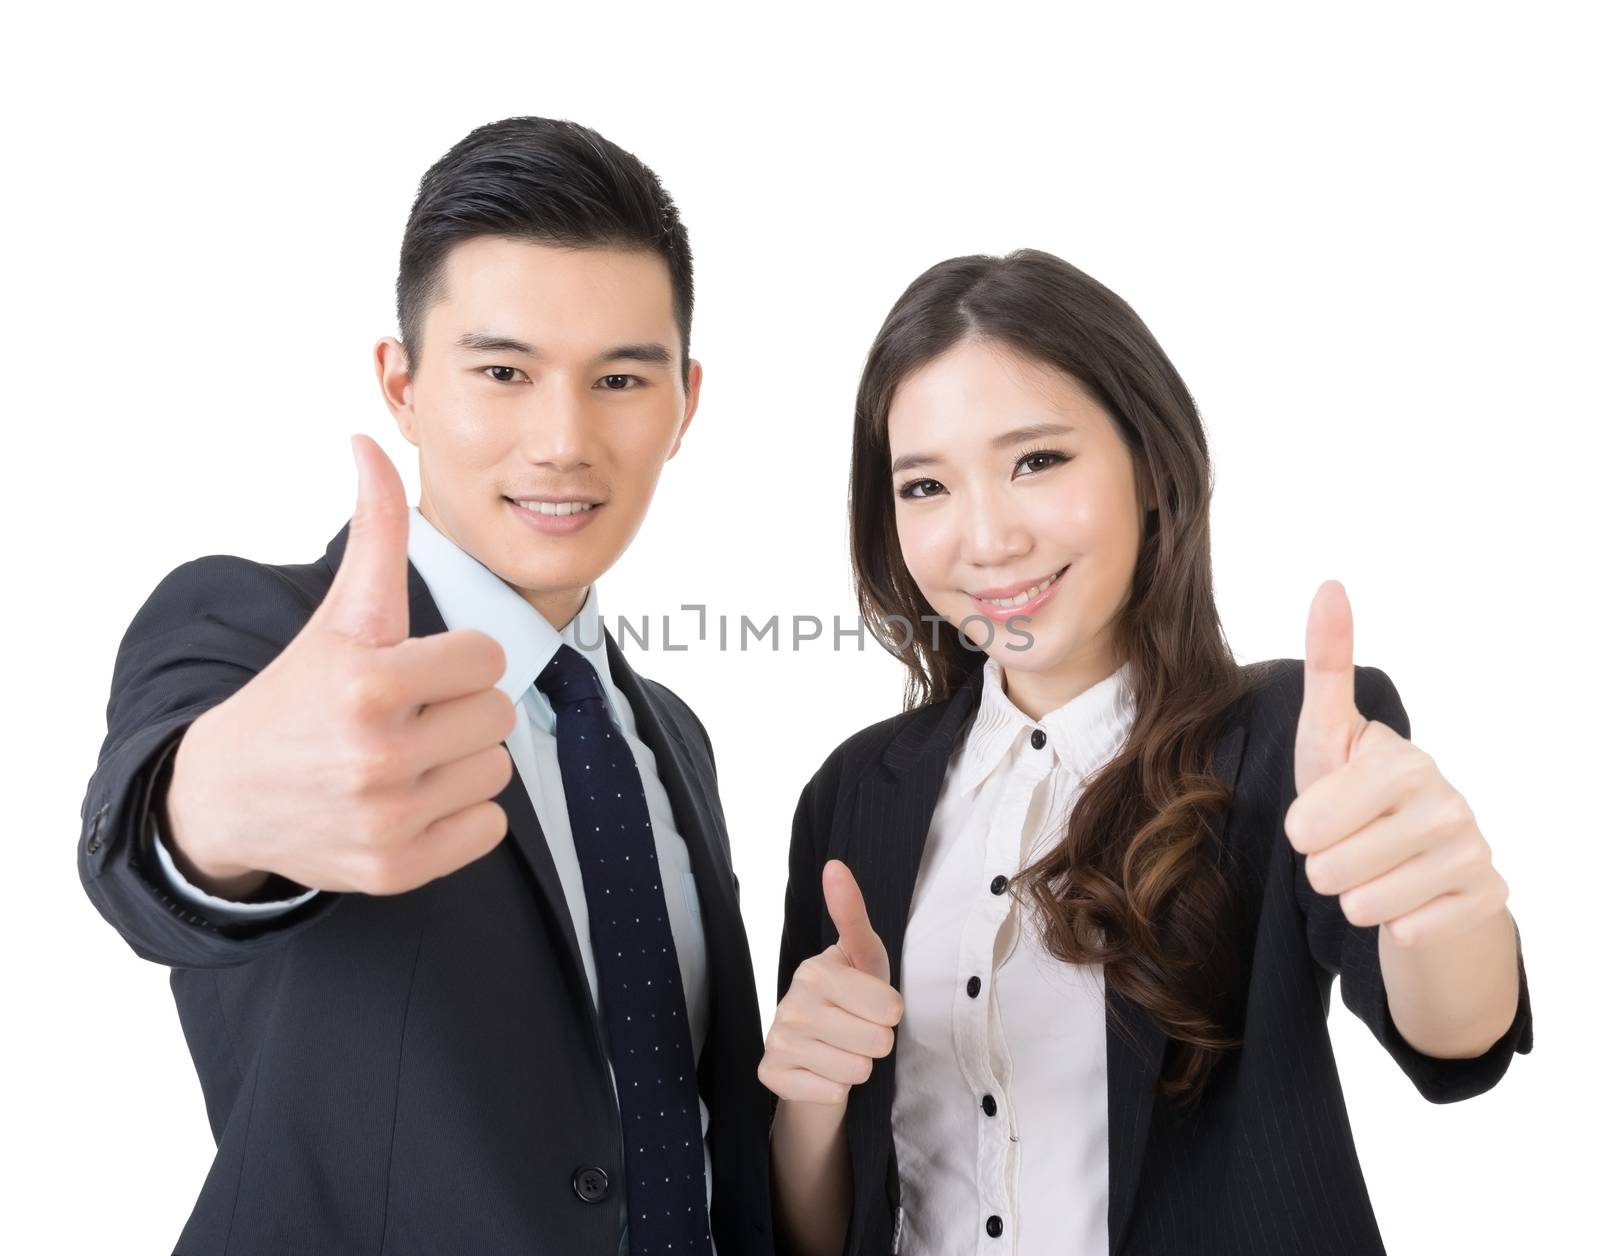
[891,655,1137,1255]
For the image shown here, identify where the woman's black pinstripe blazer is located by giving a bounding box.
[775,657,1533,1255]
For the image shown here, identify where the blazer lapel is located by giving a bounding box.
[1106,720,1247,1255]
[835,666,987,1227]
[862,670,985,986]
[321,524,600,1043]
[601,635,743,973]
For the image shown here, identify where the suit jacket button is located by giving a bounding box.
[572,1166,610,1203]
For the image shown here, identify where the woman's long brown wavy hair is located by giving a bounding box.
[849,248,1249,1103]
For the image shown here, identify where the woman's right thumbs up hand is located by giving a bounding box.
[759,859,904,1105]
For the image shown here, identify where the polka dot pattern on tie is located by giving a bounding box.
[533,643,711,1254]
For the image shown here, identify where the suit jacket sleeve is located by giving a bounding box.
[1293,663,1534,1103]
[78,554,342,968]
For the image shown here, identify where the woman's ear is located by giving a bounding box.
[373,336,420,445]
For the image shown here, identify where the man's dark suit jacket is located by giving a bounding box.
[778,658,1533,1255]
[77,522,774,1256]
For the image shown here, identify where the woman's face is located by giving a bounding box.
[887,337,1150,714]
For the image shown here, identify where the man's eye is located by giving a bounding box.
[897,478,944,500]
[597,374,642,391]
[483,366,524,383]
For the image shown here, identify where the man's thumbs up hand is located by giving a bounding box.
[759,860,904,1106]
[159,436,520,902]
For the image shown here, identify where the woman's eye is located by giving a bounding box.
[597,374,642,391]
[1016,450,1068,476]
[897,478,944,500]
[483,365,524,384]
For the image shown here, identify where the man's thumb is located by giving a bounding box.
[317,434,411,646]
[823,859,889,981]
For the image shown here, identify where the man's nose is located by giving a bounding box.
[519,384,594,470]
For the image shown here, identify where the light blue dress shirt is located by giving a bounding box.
[150,506,716,1246]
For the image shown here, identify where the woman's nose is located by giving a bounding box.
[959,490,1030,566]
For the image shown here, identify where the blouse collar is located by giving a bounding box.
[953,654,1137,796]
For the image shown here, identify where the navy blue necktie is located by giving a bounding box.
[533,643,712,1255]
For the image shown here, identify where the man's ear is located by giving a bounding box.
[374,337,420,446]
[666,357,704,461]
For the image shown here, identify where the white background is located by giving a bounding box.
[6,2,1594,1251]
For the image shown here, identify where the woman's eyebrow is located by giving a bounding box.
[891,422,1076,474]
[453,331,673,366]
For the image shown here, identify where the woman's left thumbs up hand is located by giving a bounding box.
[1284,579,1509,949]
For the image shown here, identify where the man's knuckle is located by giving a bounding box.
[350,743,402,793]
[1401,751,1433,789]
[354,797,407,848]
[350,850,400,895]
[343,667,397,719]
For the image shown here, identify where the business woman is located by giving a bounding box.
[758,249,1533,1255]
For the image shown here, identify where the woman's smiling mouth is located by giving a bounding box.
[967,564,1070,618]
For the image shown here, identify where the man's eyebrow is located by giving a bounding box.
[453,332,674,367]
[890,422,1076,475]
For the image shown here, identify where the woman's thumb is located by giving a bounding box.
[823,859,889,981]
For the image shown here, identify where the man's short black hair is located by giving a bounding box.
[397,116,694,387]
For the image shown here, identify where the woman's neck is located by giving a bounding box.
[1000,646,1125,722]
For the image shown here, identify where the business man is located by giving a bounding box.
[77,116,772,1255]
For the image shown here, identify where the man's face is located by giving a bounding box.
[377,236,701,628]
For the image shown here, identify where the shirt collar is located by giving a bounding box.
[404,506,614,733]
[953,654,1137,796]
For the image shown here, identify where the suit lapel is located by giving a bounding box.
[398,540,595,1019]
[601,635,743,980]
[836,666,987,1224]
[1106,720,1247,1255]
[318,526,609,1050]
[860,675,982,987]
[489,621,743,1039]
[323,523,745,1095]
